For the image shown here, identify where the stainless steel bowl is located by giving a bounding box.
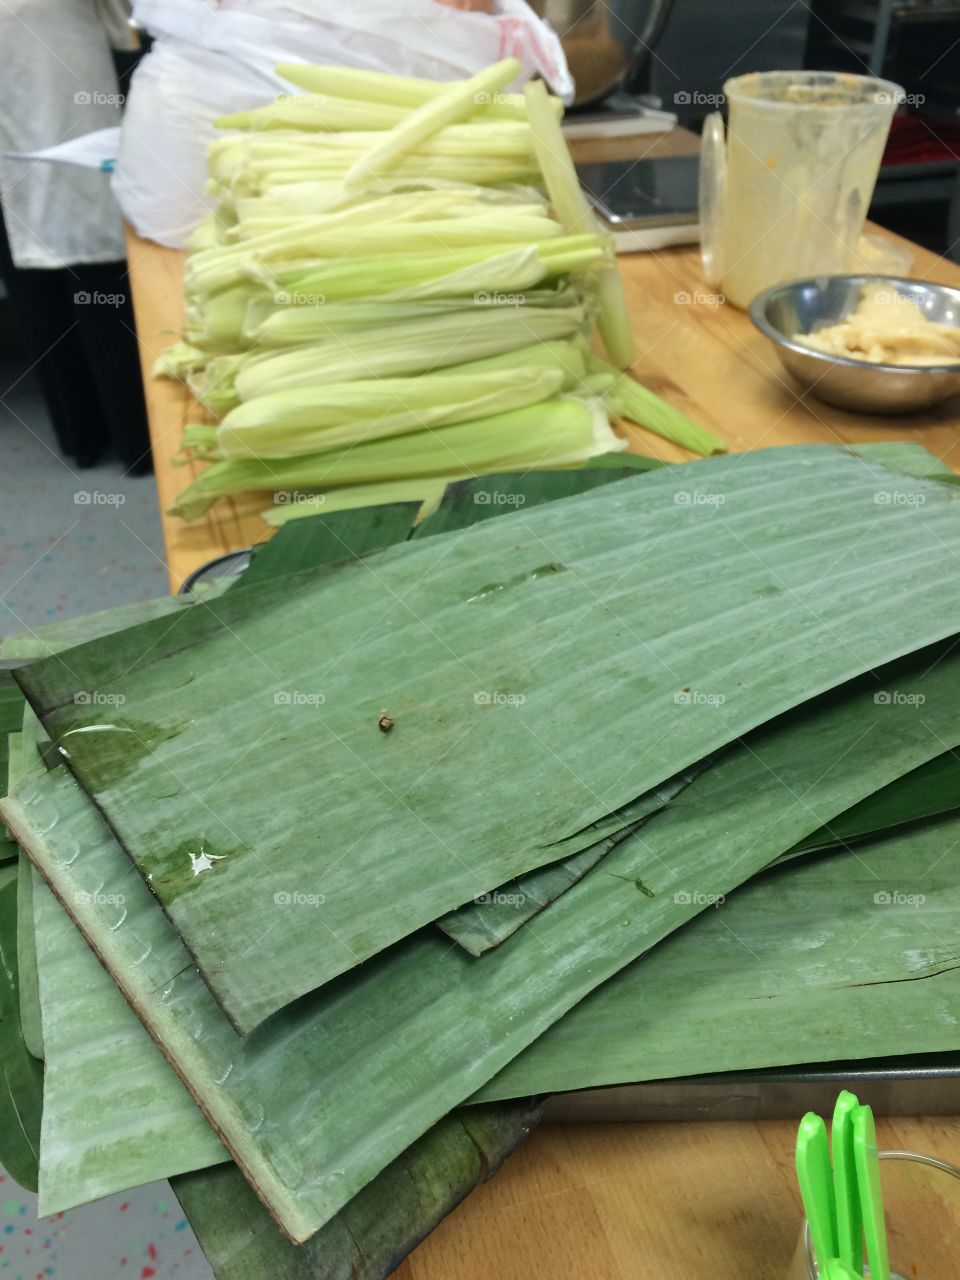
[749,275,960,415]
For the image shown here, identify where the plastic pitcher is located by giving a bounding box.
[700,71,903,310]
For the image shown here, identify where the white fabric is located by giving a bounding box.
[0,0,126,268]
[113,0,571,248]
[7,126,120,171]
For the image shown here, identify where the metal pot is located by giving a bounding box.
[526,0,676,106]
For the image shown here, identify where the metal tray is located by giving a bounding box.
[545,1054,960,1121]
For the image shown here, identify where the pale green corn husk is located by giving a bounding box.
[165,61,722,521]
[217,366,565,459]
[525,81,635,369]
[225,343,592,472]
[184,213,220,252]
[233,206,546,240]
[344,59,522,188]
[186,354,244,413]
[227,122,537,160]
[152,340,210,381]
[216,94,409,133]
[175,424,222,465]
[190,198,516,284]
[229,175,547,219]
[245,287,580,347]
[186,274,581,354]
[170,397,622,519]
[275,63,558,123]
[184,284,268,350]
[591,355,727,455]
[232,192,534,240]
[229,189,489,241]
[233,307,586,401]
[241,153,540,190]
[255,235,603,302]
[186,215,561,295]
[374,247,603,302]
[263,476,449,524]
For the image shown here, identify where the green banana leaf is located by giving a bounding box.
[233,459,660,591]
[846,440,960,484]
[475,813,960,1100]
[9,721,44,1061]
[436,762,709,954]
[32,828,535,1270]
[7,635,960,1243]
[241,464,679,957]
[217,445,960,957]
[409,457,664,540]
[0,590,229,662]
[790,747,960,855]
[22,700,525,1249]
[16,855,42,1061]
[175,1101,539,1280]
[17,445,960,1031]
[11,699,223,1211]
[32,870,227,1214]
[233,502,423,591]
[0,867,43,1191]
[0,672,24,864]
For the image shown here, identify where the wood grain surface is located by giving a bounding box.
[395,1116,960,1280]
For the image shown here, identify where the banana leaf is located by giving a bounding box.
[233,501,423,592]
[475,812,960,1101]
[9,719,44,1062]
[15,855,42,1061]
[175,1101,539,1280]
[435,762,708,954]
[6,729,43,1061]
[14,702,216,1211]
[790,747,960,855]
[32,871,227,1213]
[225,444,960,957]
[0,866,43,1191]
[7,635,960,1243]
[17,445,960,1032]
[409,455,664,540]
[0,672,24,863]
[0,589,228,662]
[846,439,960,484]
[233,457,659,592]
[32,824,534,1265]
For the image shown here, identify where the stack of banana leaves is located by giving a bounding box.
[4,440,960,1277]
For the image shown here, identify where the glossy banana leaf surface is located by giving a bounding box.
[16,446,960,1032]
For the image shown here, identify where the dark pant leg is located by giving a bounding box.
[0,203,110,466]
[70,260,152,474]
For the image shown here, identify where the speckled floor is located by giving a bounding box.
[0,353,212,1278]
[0,353,168,639]
[0,1169,210,1280]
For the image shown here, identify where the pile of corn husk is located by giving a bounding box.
[157,59,724,525]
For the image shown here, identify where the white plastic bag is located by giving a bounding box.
[115,0,571,248]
